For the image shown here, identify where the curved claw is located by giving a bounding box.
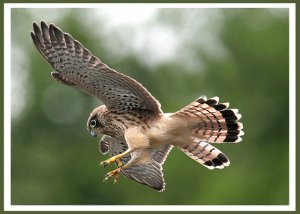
[100,149,132,168]
[100,157,117,168]
[100,160,109,168]
[103,168,121,183]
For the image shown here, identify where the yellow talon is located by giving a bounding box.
[100,149,133,167]
[116,159,123,167]
[100,157,117,167]
[103,168,121,183]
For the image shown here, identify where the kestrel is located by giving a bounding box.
[31,21,244,192]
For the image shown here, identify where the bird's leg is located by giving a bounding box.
[100,149,134,167]
[103,167,121,183]
[115,158,123,168]
[103,160,132,183]
[101,149,135,183]
[103,148,146,183]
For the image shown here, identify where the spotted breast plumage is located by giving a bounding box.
[31,21,244,192]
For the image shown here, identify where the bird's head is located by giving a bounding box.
[87,105,107,137]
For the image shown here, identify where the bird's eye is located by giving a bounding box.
[90,119,98,128]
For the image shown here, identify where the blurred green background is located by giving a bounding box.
[11,8,289,205]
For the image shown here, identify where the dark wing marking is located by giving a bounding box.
[31,21,162,118]
[100,135,172,191]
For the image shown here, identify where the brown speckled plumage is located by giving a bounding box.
[31,21,244,192]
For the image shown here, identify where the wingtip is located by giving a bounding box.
[157,183,166,192]
[40,20,49,32]
[32,21,38,28]
[30,31,41,50]
[48,23,54,32]
[206,166,215,170]
[41,20,47,27]
[49,22,60,31]
[49,23,55,29]
[51,23,64,40]
[30,31,35,39]
[32,22,41,35]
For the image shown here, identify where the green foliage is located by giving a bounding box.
[11,8,289,205]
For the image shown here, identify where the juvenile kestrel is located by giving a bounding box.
[31,21,244,192]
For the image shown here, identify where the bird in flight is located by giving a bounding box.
[31,21,244,192]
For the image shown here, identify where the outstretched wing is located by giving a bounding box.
[100,135,172,191]
[31,21,162,118]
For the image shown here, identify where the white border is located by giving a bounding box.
[4,3,296,212]
[4,2,12,212]
[4,3,295,8]
[288,3,296,212]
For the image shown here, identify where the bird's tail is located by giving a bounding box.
[179,140,230,169]
[171,96,244,143]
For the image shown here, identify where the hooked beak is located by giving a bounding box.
[90,130,97,137]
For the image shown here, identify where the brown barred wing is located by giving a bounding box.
[31,21,162,119]
[99,135,172,191]
[99,135,131,165]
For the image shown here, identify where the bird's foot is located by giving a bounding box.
[115,159,123,168]
[100,149,132,167]
[100,156,118,168]
[103,168,121,184]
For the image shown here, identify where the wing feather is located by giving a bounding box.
[100,135,172,191]
[31,21,162,118]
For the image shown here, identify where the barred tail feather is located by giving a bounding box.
[172,95,244,143]
[179,140,230,169]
